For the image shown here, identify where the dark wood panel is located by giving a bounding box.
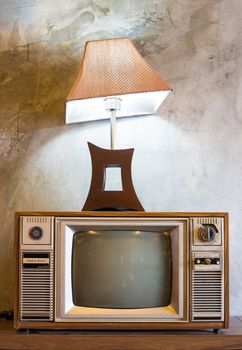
[15,211,229,217]
[13,321,226,331]
[1,318,242,350]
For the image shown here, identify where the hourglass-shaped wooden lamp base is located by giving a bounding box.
[82,143,144,211]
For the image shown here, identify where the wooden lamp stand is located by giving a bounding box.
[82,142,144,211]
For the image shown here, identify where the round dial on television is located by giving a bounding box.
[199,224,217,242]
[29,226,43,240]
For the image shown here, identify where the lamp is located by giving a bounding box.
[65,38,172,211]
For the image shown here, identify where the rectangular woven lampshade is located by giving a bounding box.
[65,38,173,124]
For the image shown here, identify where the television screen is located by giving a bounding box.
[72,230,172,309]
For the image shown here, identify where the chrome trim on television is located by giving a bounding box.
[55,217,188,322]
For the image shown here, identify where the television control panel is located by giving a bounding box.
[190,217,223,248]
[18,216,54,322]
[190,217,225,322]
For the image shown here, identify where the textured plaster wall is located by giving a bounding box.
[0,0,242,316]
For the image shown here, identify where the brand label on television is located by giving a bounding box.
[23,258,50,264]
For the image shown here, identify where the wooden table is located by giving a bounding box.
[1,317,242,350]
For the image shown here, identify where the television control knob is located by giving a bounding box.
[195,259,201,264]
[199,224,217,242]
[29,226,43,240]
[204,258,212,265]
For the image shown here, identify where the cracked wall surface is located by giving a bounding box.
[0,0,242,316]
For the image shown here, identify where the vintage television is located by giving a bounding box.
[14,211,229,331]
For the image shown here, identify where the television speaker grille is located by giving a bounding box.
[19,252,54,321]
[191,261,224,321]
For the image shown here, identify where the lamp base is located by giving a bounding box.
[82,142,144,211]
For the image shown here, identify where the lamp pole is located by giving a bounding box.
[105,98,121,150]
